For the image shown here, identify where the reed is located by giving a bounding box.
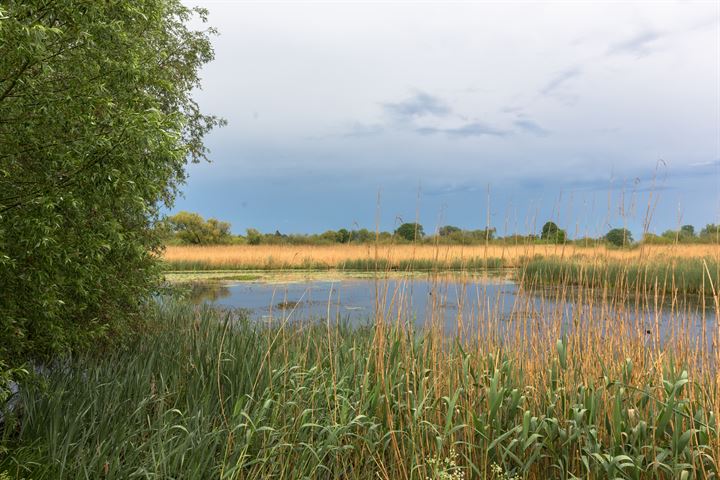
[522,257,720,296]
[3,237,719,478]
[162,244,718,271]
[2,283,717,478]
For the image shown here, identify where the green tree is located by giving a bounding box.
[164,211,231,245]
[540,221,566,243]
[395,223,424,242]
[336,228,350,243]
[319,230,340,243]
[661,229,678,241]
[680,224,695,238]
[605,228,633,247]
[350,228,374,243]
[438,225,461,236]
[700,224,719,241]
[641,233,671,245]
[468,228,496,241]
[246,228,262,245]
[0,1,222,366]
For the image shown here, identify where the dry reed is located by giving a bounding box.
[163,244,718,270]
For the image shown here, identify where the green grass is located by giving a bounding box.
[1,301,716,479]
[520,257,720,297]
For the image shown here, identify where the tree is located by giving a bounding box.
[336,228,350,243]
[660,226,697,243]
[164,211,231,245]
[641,233,671,245]
[0,1,222,366]
[540,221,566,243]
[438,225,461,237]
[319,230,340,243]
[661,229,678,241]
[468,228,496,241]
[246,228,262,245]
[395,223,424,242]
[700,224,719,239]
[350,228,374,243]
[605,228,633,247]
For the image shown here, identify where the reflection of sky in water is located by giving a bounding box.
[192,278,716,348]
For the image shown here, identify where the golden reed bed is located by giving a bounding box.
[163,243,718,269]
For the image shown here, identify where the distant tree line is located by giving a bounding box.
[640,224,720,245]
[161,213,720,247]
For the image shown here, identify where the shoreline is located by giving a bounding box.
[163,268,516,284]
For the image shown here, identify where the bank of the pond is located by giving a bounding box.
[165,254,720,299]
[2,301,717,479]
[163,256,507,272]
[163,268,513,284]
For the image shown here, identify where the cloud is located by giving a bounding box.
[378,91,508,138]
[416,122,509,138]
[305,122,384,140]
[382,92,451,120]
[608,29,665,57]
[514,119,550,136]
[689,159,720,168]
[562,176,673,193]
[425,183,483,196]
[540,67,581,96]
[341,122,384,137]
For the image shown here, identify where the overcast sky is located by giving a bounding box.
[175,1,720,237]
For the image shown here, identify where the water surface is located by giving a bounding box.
[187,275,716,347]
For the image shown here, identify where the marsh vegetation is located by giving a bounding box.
[5,244,720,478]
[2,292,717,478]
[1,1,718,479]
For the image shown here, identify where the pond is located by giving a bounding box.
[184,273,717,348]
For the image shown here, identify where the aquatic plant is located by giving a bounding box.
[2,300,717,479]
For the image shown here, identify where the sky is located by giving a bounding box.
[174,0,720,238]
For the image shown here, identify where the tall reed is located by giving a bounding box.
[2,291,717,479]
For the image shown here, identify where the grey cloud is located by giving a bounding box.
[342,122,384,137]
[415,127,439,136]
[446,122,509,137]
[608,30,664,57]
[540,67,581,96]
[383,92,451,120]
[514,119,550,136]
[305,122,384,140]
[501,105,524,114]
[559,175,673,193]
[416,122,508,138]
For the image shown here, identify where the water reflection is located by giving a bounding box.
[186,282,232,304]
[190,277,713,338]
[184,274,717,370]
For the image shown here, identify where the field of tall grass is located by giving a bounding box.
[2,264,718,478]
[162,244,719,271]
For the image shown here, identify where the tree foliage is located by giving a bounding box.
[162,211,232,245]
[605,228,633,247]
[540,221,566,243]
[438,225,462,237]
[700,224,719,241]
[395,223,424,242]
[0,1,223,365]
